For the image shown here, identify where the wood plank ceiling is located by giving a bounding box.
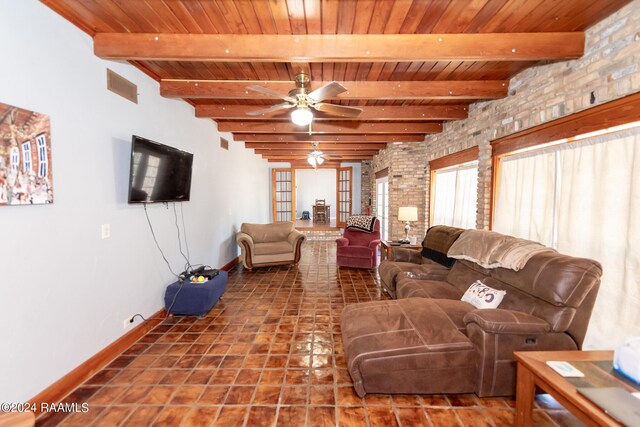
[42,0,631,166]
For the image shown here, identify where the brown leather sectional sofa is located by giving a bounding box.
[342,229,602,397]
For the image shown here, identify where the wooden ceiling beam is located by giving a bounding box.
[164,80,507,100]
[254,149,379,155]
[245,143,387,150]
[264,155,373,160]
[196,104,467,120]
[218,121,441,134]
[235,134,424,143]
[95,33,584,62]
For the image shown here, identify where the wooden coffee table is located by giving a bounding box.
[514,350,640,426]
[380,240,422,261]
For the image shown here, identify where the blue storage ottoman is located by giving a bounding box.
[164,270,228,316]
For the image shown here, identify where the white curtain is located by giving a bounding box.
[493,150,556,246]
[432,163,478,229]
[494,127,640,349]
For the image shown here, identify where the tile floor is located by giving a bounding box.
[38,241,583,426]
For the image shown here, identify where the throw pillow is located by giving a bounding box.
[346,215,377,233]
[461,280,506,309]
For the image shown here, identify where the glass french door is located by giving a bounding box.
[336,167,352,227]
[376,176,389,241]
[271,168,295,222]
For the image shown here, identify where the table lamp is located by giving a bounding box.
[398,206,418,244]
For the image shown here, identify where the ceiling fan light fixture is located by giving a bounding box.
[307,155,317,166]
[316,156,325,165]
[291,106,313,126]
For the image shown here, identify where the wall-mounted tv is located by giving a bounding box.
[128,135,193,203]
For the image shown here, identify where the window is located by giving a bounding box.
[10,147,19,171]
[429,147,479,229]
[36,134,48,177]
[493,122,640,350]
[22,141,32,172]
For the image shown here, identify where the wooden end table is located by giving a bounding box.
[380,240,422,261]
[514,350,640,426]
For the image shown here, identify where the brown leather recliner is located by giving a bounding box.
[378,225,464,298]
[236,222,305,270]
[342,234,602,397]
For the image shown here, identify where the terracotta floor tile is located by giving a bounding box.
[395,407,430,426]
[337,406,367,426]
[184,369,213,385]
[58,406,105,426]
[121,406,163,425]
[364,393,392,406]
[309,385,335,405]
[277,406,307,425]
[216,406,248,426]
[424,408,462,427]
[336,386,363,406]
[209,369,239,385]
[281,385,309,405]
[260,369,285,385]
[253,385,282,405]
[454,408,493,426]
[181,406,220,427]
[245,406,278,427]
[198,385,230,404]
[484,408,515,426]
[86,385,128,404]
[224,385,256,404]
[307,406,337,427]
[152,406,191,426]
[170,385,205,404]
[141,385,176,405]
[158,369,189,385]
[91,406,133,427]
[367,406,398,427]
[84,369,118,385]
[235,368,263,384]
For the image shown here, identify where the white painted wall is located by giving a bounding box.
[0,0,270,402]
[295,169,336,218]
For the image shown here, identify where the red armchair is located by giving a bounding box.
[336,218,381,268]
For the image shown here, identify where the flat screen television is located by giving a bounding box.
[128,135,193,203]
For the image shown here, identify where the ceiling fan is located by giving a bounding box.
[306,142,343,168]
[245,73,362,126]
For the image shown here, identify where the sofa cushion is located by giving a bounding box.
[396,278,464,300]
[420,225,465,267]
[337,245,374,259]
[241,222,293,243]
[379,260,450,298]
[341,298,477,397]
[254,241,293,256]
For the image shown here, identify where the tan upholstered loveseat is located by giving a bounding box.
[236,222,305,270]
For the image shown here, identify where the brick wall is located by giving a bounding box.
[366,0,640,232]
[360,161,372,213]
[370,142,428,241]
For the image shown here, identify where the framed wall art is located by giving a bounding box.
[0,102,53,205]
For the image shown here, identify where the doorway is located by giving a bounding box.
[376,176,389,241]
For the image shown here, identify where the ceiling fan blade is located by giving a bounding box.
[246,85,295,102]
[325,154,343,158]
[245,102,295,116]
[313,103,363,117]
[308,82,348,102]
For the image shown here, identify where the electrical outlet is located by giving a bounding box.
[101,224,111,239]
[123,315,134,329]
